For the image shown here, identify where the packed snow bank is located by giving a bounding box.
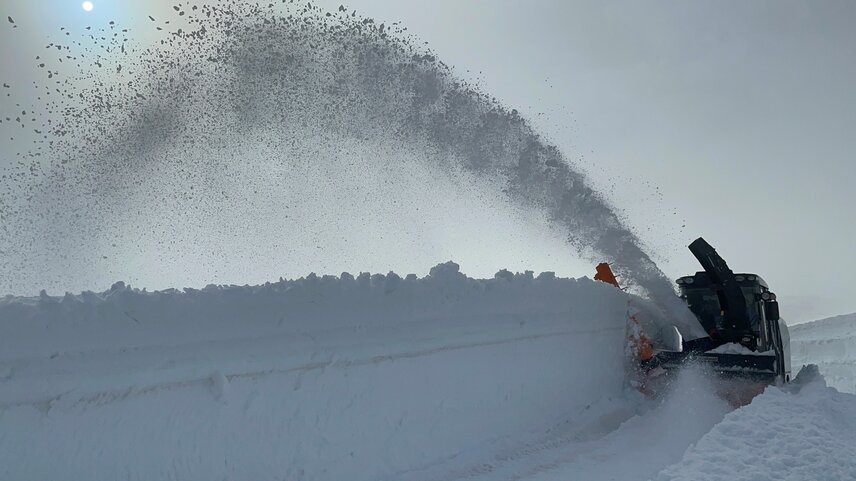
[656,366,856,481]
[0,263,635,481]
[790,312,856,393]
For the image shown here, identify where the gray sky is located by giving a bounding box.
[1,0,855,322]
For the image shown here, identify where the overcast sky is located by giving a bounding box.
[1,0,854,322]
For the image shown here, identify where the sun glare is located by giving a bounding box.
[82,1,94,12]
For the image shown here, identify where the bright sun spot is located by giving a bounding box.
[82,1,94,12]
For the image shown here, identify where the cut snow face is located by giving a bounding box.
[0,265,633,481]
[790,312,856,393]
[0,1,701,338]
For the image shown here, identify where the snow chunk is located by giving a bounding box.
[536,271,556,280]
[494,268,514,280]
[428,260,462,279]
[209,371,230,401]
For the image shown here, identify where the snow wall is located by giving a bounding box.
[0,263,634,481]
[791,313,856,394]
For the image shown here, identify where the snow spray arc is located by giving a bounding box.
[0,2,701,337]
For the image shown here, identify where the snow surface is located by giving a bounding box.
[655,366,856,481]
[791,312,856,393]
[2,266,854,480]
[409,365,734,481]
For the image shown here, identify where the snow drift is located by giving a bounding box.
[0,263,633,481]
[655,366,856,481]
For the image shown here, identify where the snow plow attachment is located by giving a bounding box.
[596,238,791,400]
[646,349,781,382]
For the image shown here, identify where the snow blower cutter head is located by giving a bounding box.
[597,237,791,402]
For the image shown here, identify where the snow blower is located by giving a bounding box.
[597,237,791,403]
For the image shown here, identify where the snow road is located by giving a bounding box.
[1,266,854,480]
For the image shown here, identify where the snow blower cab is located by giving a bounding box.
[645,238,792,387]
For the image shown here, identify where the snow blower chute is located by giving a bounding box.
[597,237,792,398]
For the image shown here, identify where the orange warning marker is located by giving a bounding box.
[594,262,620,288]
[594,262,654,362]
